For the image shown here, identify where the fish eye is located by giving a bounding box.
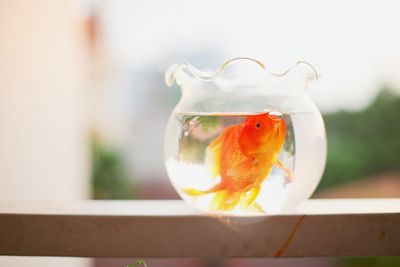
[255,122,261,129]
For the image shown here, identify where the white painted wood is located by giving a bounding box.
[0,199,399,258]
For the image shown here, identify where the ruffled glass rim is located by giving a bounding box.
[165,57,319,87]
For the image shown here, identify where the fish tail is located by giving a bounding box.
[210,190,242,211]
[184,183,246,212]
[210,185,266,212]
[182,182,225,196]
[240,185,261,208]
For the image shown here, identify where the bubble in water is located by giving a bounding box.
[268,111,283,120]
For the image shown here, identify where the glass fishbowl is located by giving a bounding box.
[164,58,326,215]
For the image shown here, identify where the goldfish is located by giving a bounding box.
[183,112,292,212]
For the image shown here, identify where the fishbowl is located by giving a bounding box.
[164,58,326,215]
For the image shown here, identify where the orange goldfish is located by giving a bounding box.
[183,112,292,212]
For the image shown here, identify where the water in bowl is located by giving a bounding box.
[165,111,326,215]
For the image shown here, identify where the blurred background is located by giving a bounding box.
[1,0,400,266]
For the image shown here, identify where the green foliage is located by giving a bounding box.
[126,260,148,267]
[91,135,134,199]
[182,115,220,132]
[317,88,400,191]
[178,115,220,163]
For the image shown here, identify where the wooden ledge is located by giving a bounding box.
[0,199,399,258]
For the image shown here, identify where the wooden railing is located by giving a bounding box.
[0,199,399,257]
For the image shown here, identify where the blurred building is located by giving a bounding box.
[0,0,91,266]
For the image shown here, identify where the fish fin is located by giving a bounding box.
[240,185,261,208]
[210,190,229,210]
[182,188,208,196]
[274,159,294,182]
[237,186,265,213]
[183,182,225,196]
[184,183,243,211]
[210,190,241,211]
[205,134,223,179]
[249,202,265,213]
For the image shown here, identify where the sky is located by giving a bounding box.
[98,0,400,113]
